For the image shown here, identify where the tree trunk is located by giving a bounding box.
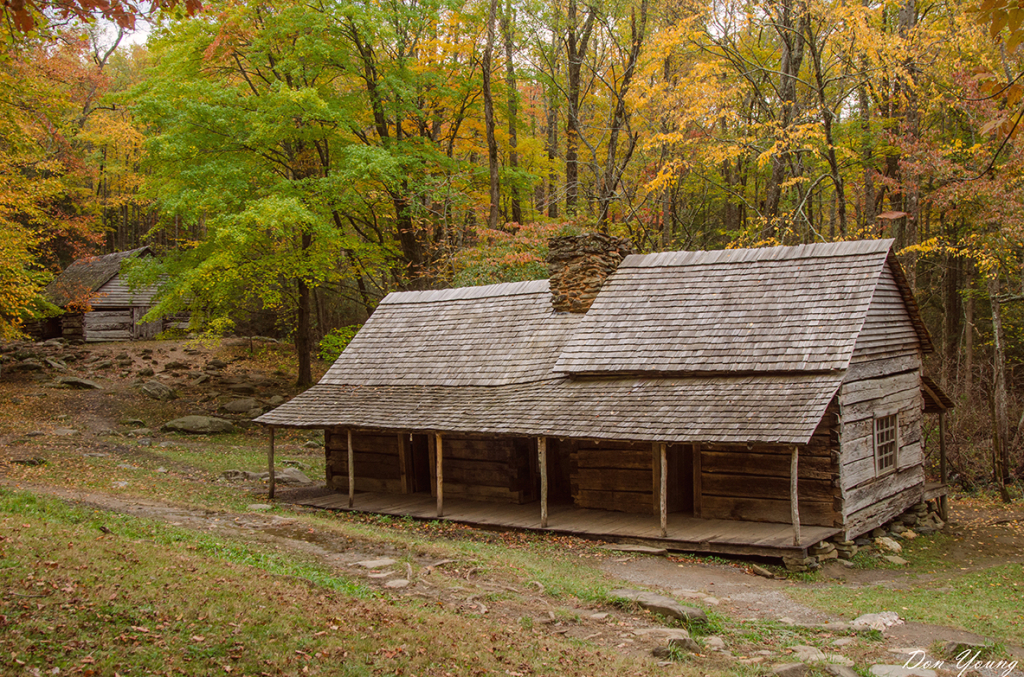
[988,274,1012,503]
[482,0,500,230]
[295,235,313,388]
[565,0,596,216]
[501,0,523,225]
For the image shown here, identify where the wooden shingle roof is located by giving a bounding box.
[257,373,843,444]
[45,247,152,308]
[554,240,902,376]
[259,238,929,445]
[320,280,583,387]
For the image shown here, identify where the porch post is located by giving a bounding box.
[539,437,548,528]
[347,429,354,509]
[939,411,949,521]
[436,433,444,518]
[790,446,801,546]
[267,427,276,499]
[659,443,668,538]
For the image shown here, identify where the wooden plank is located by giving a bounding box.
[844,465,924,516]
[576,448,652,470]
[693,444,702,518]
[348,430,354,509]
[840,372,921,405]
[702,451,835,479]
[939,411,948,520]
[577,468,652,493]
[539,437,548,528]
[398,433,413,494]
[659,443,668,538]
[268,427,276,499]
[702,473,836,502]
[436,433,444,518]
[702,496,837,527]
[843,481,924,539]
[576,490,652,513]
[844,354,921,383]
[790,447,800,546]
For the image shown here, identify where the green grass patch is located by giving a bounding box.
[0,488,658,677]
[790,564,1024,646]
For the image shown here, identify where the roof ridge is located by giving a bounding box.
[382,278,549,305]
[621,239,894,268]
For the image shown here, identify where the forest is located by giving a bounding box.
[1,0,1023,495]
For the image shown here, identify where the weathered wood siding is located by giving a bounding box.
[570,441,689,514]
[91,275,160,308]
[850,262,920,363]
[326,431,536,504]
[839,354,924,539]
[433,434,537,504]
[326,430,404,493]
[60,313,85,342]
[698,405,841,527]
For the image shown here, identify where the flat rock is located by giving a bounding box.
[356,558,397,569]
[52,428,79,436]
[869,665,936,677]
[384,579,410,589]
[852,612,903,631]
[832,639,856,647]
[824,666,860,677]
[874,537,903,554]
[142,380,176,401]
[882,555,909,566]
[751,564,775,578]
[705,636,726,651]
[275,467,312,485]
[599,543,667,555]
[772,663,809,677]
[162,416,234,434]
[247,504,273,511]
[632,628,691,642]
[790,645,826,662]
[609,589,708,623]
[669,636,701,653]
[223,397,259,413]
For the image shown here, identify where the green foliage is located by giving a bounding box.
[452,220,587,287]
[319,325,362,362]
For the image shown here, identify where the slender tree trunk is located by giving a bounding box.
[295,233,313,388]
[565,0,596,216]
[483,0,500,230]
[965,264,975,393]
[805,20,847,236]
[501,0,523,225]
[988,274,1012,503]
[545,85,560,218]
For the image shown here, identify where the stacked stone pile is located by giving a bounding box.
[784,499,947,571]
[547,233,633,313]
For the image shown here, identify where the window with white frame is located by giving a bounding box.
[874,413,898,475]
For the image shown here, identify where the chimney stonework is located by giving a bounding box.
[547,233,633,313]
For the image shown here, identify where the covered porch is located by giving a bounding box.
[291,489,840,559]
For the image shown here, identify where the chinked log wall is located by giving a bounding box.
[698,405,842,528]
[325,430,537,504]
[569,440,689,514]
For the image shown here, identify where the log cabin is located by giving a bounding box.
[258,236,950,558]
[42,247,180,342]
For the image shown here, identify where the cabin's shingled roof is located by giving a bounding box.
[258,239,930,444]
[320,280,583,387]
[553,239,911,376]
[45,247,152,308]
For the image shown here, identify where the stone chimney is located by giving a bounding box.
[547,233,633,313]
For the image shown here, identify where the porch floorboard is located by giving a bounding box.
[291,490,839,559]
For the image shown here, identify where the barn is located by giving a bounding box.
[43,247,170,342]
[257,236,949,559]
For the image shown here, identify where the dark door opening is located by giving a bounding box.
[410,434,431,493]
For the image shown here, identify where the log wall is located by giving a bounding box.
[325,430,536,504]
[697,405,841,527]
[569,441,690,514]
[838,353,925,540]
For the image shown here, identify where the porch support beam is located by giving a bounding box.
[347,429,354,509]
[939,411,949,521]
[539,437,548,528]
[267,427,276,499]
[790,446,801,546]
[659,443,668,538]
[436,433,444,518]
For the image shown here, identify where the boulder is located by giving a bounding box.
[851,612,903,631]
[609,589,708,624]
[162,415,235,434]
[55,376,102,390]
[275,467,313,485]
[142,380,176,401]
[668,636,702,653]
[874,537,902,554]
[222,397,259,413]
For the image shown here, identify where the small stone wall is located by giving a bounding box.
[547,233,633,313]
